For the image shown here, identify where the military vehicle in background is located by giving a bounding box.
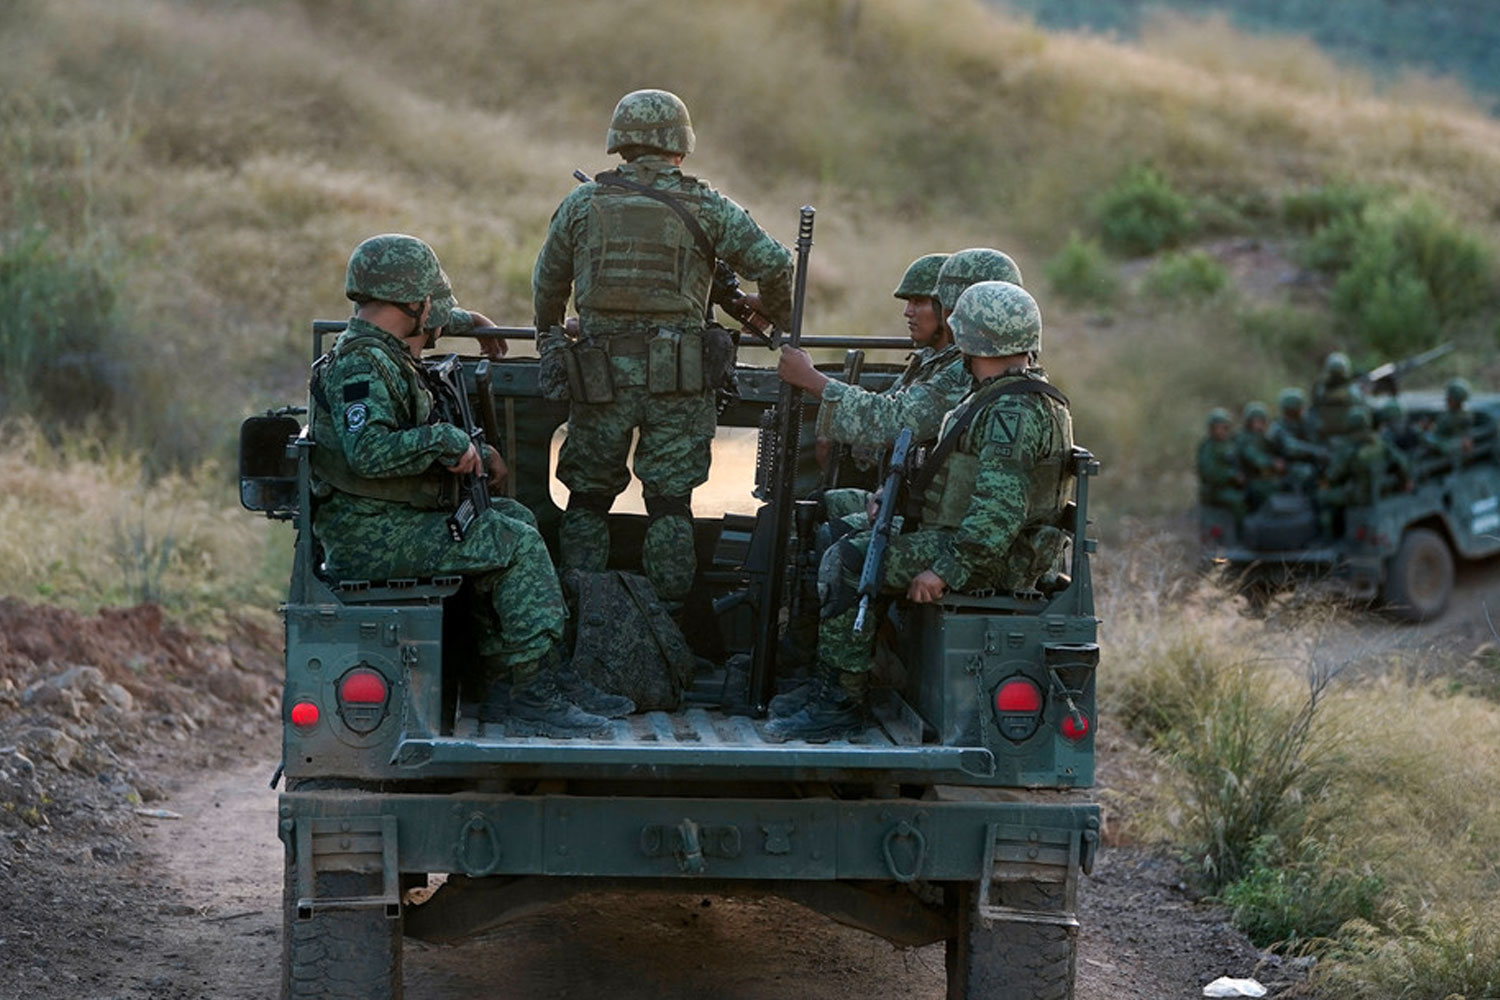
[241,317,1102,999]
[1200,386,1500,621]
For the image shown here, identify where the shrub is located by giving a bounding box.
[1142,250,1229,302]
[1220,836,1384,948]
[1045,231,1119,306]
[1281,181,1377,233]
[1094,165,1196,257]
[1237,304,1330,363]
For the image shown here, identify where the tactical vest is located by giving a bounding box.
[917,379,1072,531]
[308,326,456,510]
[576,178,715,323]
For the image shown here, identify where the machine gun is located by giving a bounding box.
[853,427,914,635]
[747,206,816,717]
[1357,343,1455,396]
[423,354,491,543]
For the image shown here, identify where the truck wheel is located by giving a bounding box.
[282,852,403,1000]
[1382,527,1454,622]
[945,881,1076,1000]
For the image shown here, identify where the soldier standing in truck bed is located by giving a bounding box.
[311,234,623,737]
[532,88,793,613]
[766,281,1072,742]
[1310,351,1364,444]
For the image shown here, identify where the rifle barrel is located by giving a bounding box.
[313,320,913,351]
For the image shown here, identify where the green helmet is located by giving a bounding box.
[1379,399,1404,421]
[1323,351,1352,381]
[948,280,1041,357]
[1446,377,1471,403]
[1207,407,1232,428]
[425,269,455,332]
[605,89,695,156]
[1243,401,1270,423]
[1277,387,1305,412]
[345,233,444,304]
[934,247,1024,312]
[1346,406,1371,431]
[892,253,948,300]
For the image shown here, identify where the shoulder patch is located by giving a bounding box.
[343,381,369,402]
[345,402,369,432]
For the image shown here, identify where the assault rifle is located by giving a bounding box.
[1357,342,1455,396]
[423,354,490,543]
[747,206,816,717]
[853,427,914,635]
[710,261,776,348]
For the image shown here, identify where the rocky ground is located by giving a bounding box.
[0,594,1337,1000]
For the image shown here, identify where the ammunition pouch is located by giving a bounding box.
[702,322,737,393]
[646,326,707,397]
[564,338,615,404]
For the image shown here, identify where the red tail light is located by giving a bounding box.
[1208,525,1224,541]
[1060,711,1091,742]
[337,666,389,734]
[289,701,320,728]
[993,677,1043,742]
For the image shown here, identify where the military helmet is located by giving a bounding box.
[425,270,455,332]
[892,253,948,300]
[1446,377,1471,403]
[948,280,1041,357]
[1243,401,1270,423]
[1379,399,1404,421]
[1277,387,1305,412]
[1207,407,1232,428]
[606,89,695,156]
[934,248,1024,312]
[1323,351,1352,380]
[1346,406,1372,431]
[345,233,444,304]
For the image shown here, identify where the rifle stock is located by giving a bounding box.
[853,427,914,635]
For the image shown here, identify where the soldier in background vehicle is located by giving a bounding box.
[1318,406,1412,537]
[767,281,1072,742]
[312,234,620,737]
[1198,408,1246,524]
[1424,377,1486,462]
[1377,398,1423,454]
[1234,401,1284,509]
[1310,351,1364,444]
[533,88,793,612]
[1267,387,1327,492]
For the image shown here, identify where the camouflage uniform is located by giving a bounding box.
[1319,408,1411,533]
[1310,351,1364,444]
[1233,402,1282,509]
[1266,388,1325,492]
[1197,409,1245,520]
[533,89,793,607]
[769,281,1071,741]
[1424,378,1486,462]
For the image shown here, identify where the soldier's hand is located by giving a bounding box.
[485,446,509,489]
[778,347,828,393]
[907,570,948,604]
[448,442,483,476]
[866,488,882,521]
[469,311,506,358]
[565,316,580,337]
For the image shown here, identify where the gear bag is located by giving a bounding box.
[563,569,696,711]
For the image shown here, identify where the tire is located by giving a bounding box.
[282,850,403,1000]
[1382,527,1454,622]
[945,881,1076,1000]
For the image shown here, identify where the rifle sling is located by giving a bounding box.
[909,378,1069,498]
[592,170,717,266]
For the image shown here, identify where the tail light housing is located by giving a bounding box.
[337,666,389,734]
[1060,710,1091,742]
[992,676,1044,742]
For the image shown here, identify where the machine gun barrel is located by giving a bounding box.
[748,206,815,717]
[1358,342,1455,395]
[853,427,914,635]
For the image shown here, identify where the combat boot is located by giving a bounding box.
[763,670,868,743]
[768,659,832,718]
[507,673,611,738]
[553,661,635,718]
[477,680,511,724]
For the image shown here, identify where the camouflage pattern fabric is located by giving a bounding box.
[1310,377,1365,444]
[345,234,443,304]
[312,318,565,676]
[606,89,695,155]
[564,569,695,711]
[948,280,1040,357]
[1197,435,1246,518]
[1319,429,1411,529]
[1233,426,1282,508]
[1267,414,1324,463]
[534,154,792,604]
[818,343,971,450]
[933,249,1024,313]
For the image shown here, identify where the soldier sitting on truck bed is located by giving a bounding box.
[1234,401,1285,510]
[1424,377,1491,464]
[310,234,627,738]
[1267,387,1327,491]
[765,280,1073,742]
[1198,408,1247,524]
[1377,398,1423,454]
[1317,406,1412,537]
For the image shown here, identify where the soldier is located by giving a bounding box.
[1318,406,1412,536]
[1234,401,1284,509]
[1267,388,1326,492]
[311,234,623,737]
[1310,351,1364,444]
[1424,377,1482,462]
[532,88,793,611]
[766,281,1072,742]
[1198,408,1246,523]
[1377,398,1422,453]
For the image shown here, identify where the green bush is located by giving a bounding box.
[1094,165,1196,257]
[1281,181,1377,233]
[1142,250,1230,302]
[1237,304,1330,363]
[1221,837,1384,948]
[1044,231,1119,305]
[0,226,123,423]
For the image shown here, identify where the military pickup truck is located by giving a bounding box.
[240,323,1101,1000]
[1200,389,1500,621]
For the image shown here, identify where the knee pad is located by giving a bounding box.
[567,491,615,515]
[644,494,693,521]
